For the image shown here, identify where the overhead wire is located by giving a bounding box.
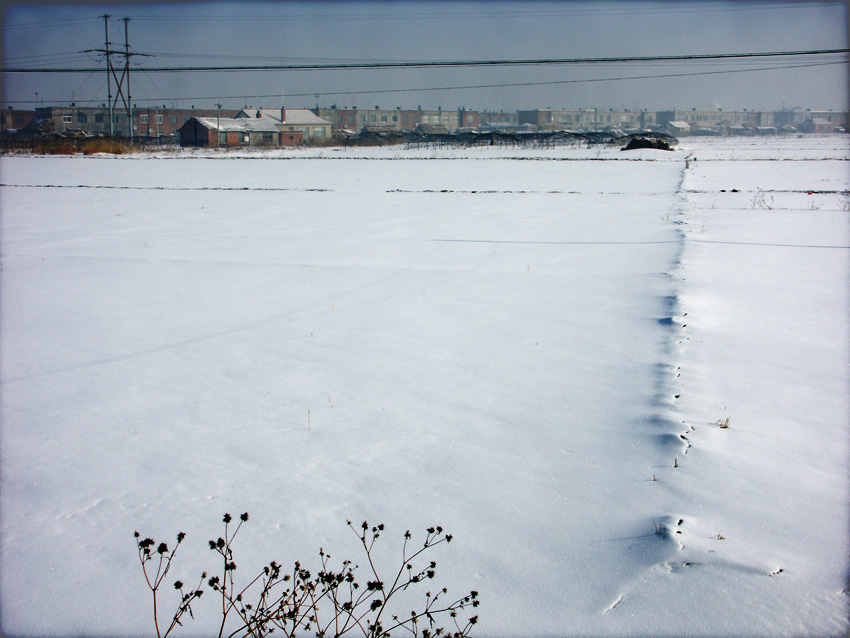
[122,1,842,23]
[2,16,101,30]
[4,57,845,106]
[3,48,848,73]
[117,60,848,105]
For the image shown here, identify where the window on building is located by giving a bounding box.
[381,115,387,122]
[140,114,149,123]
[359,114,365,122]
[77,113,87,123]
[242,132,249,144]
[262,132,273,144]
[170,115,178,124]
[95,114,104,123]
[403,115,409,123]
[156,114,163,124]
[392,115,398,122]
[62,115,72,123]
[370,114,376,122]
[314,127,325,138]
[218,132,227,144]
[348,114,354,122]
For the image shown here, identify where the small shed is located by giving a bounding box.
[797,118,834,134]
[235,108,332,140]
[178,117,302,148]
[665,121,691,136]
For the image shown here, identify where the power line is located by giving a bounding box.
[117,1,846,23]
[3,1,839,29]
[24,58,841,107]
[129,60,848,104]
[109,52,846,68]
[4,51,94,62]
[2,16,101,30]
[3,48,848,73]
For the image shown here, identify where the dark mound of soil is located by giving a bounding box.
[621,137,674,151]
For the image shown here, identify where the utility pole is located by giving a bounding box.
[102,15,113,135]
[84,15,151,140]
[122,17,133,142]
[216,103,222,148]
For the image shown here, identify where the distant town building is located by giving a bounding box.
[26,105,239,138]
[518,108,650,131]
[656,109,772,130]
[772,107,807,127]
[479,110,519,128]
[458,108,481,130]
[1,108,36,133]
[317,107,359,132]
[3,101,847,141]
[317,106,464,133]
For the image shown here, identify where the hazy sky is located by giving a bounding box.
[2,0,848,112]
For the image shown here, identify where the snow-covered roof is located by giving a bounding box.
[237,109,331,126]
[193,117,280,132]
[667,121,691,128]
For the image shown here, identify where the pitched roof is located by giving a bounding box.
[237,108,331,126]
[193,117,280,132]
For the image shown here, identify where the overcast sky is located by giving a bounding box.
[2,0,848,112]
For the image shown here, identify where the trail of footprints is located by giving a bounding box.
[650,166,711,561]
[655,159,697,472]
[603,159,791,618]
[632,157,785,602]
[604,159,788,617]
[655,289,692,465]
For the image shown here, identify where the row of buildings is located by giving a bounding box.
[2,103,846,147]
[519,107,847,134]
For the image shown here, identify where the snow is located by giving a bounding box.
[1,136,848,637]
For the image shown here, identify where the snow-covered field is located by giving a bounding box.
[1,135,848,637]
